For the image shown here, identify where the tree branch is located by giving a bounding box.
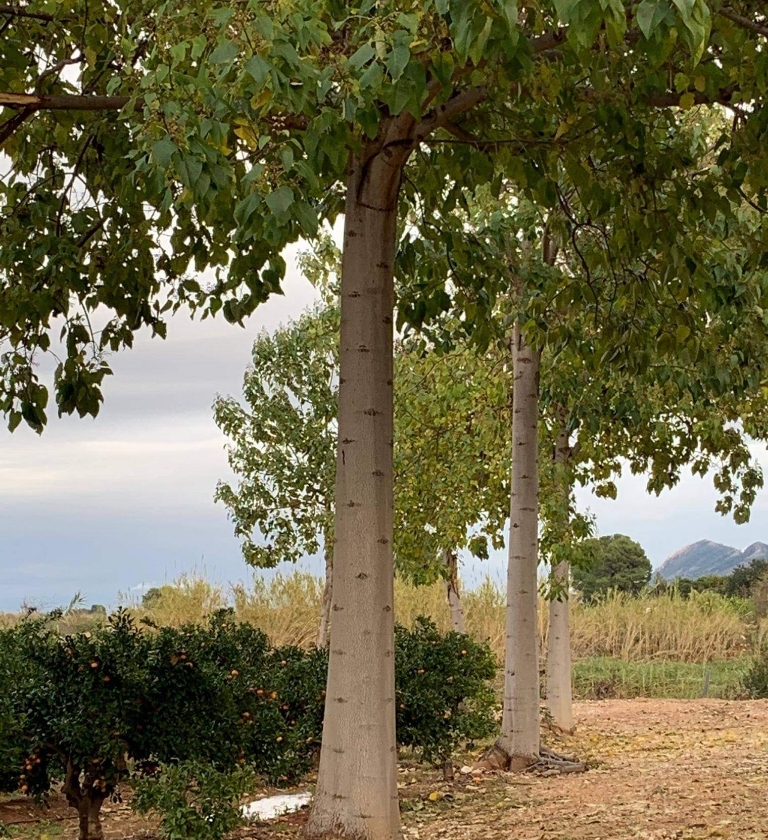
[0,4,54,21]
[642,85,739,109]
[413,86,488,145]
[0,107,34,146]
[530,28,568,54]
[35,54,84,93]
[718,8,768,38]
[0,91,130,110]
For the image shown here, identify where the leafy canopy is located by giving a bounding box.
[214,304,338,567]
[3,1,768,430]
[573,534,653,600]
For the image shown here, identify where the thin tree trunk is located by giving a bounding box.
[307,141,403,840]
[546,421,574,733]
[316,547,333,649]
[78,807,89,840]
[68,777,104,840]
[546,560,573,731]
[497,320,541,769]
[442,549,466,633]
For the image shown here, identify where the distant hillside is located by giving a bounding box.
[658,540,768,580]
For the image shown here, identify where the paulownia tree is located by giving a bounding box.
[214,304,338,648]
[5,2,768,836]
[399,97,768,758]
[214,291,511,640]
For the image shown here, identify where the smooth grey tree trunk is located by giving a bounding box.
[497,320,541,768]
[316,547,333,649]
[546,559,573,731]
[443,549,466,634]
[306,144,402,840]
[546,418,574,732]
[307,92,486,836]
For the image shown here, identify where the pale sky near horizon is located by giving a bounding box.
[1,246,767,611]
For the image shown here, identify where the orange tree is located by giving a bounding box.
[0,611,326,840]
[0,610,496,840]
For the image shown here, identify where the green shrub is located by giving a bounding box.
[573,656,749,700]
[395,617,497,764]
[0,610,324,840]
[133,762,255,840]
[136,612,327,783]
[0,611,497,839]
[0,629,25,793]
[742,646,768,698]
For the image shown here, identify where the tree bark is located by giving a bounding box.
[497,320,541,769]
[546,559,573,732]
[85,793,105,840]
[546,421,574,733]
[63,762,105,840]
[306,137,404,840]
[443,549,466,634]
[316,547,333,649]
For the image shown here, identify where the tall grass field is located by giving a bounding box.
[4,572,764,700]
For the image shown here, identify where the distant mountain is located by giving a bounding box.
[740,542,768,565]
[657,539,768,580]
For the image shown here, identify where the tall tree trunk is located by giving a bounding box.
[443,549,466,634]
[316,547,333,649]
[546,560,573,731]
[546,421,574,732]
[497,320,541,769]
[307,140,403,840]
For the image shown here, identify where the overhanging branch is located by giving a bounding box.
[642,85,739,109]
[413,86,488,145]
[718,9,768,38]
[0,4,54,21]
[0,91,130,110]
[0,108,34,146]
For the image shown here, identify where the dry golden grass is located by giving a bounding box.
[232,574,325,648]
[568,589,754,662]
[124,571,759,664]
[127,573,229,627]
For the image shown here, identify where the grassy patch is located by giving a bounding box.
[1,822,64,840]
[572,656,750,699]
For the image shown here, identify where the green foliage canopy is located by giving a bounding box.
[573,534,653,600]
[3,1,768,432]
[214,304,338,568]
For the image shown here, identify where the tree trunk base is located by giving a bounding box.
[541,705,575,735]
[472,742,510,773]
[529,744,586,774]
[472,742,586,775]
[543,718,576,736]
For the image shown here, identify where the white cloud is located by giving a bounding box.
[3,233,768,607]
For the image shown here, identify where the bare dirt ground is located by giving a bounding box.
[3,699,767,840]
[402,699,768,840]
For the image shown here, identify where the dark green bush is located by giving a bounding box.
[133,761,255,840]
[395,617,497,764]
[573,534,652,601]
[0,610,324,840]
[136,613,327,783]
[0,647,24,793]
[742,645,768,698]
[0,611,497,840]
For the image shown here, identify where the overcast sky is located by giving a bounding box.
[2,247,767,611]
